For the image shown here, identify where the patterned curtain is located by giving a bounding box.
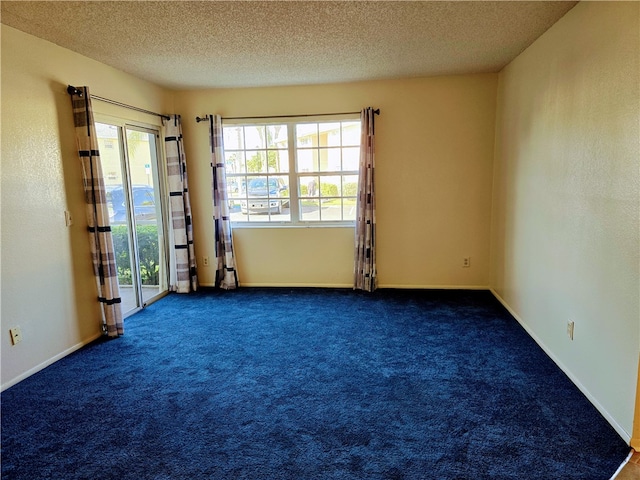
[164,115,198,293]
[209,115,239,290]
[354,107,377,292]
[69,86,124,336]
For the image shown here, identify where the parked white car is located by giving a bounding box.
[241,177,289,214]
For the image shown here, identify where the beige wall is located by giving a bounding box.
[174,75,497,288]
[491,1,639,441]
[0,26,173,389]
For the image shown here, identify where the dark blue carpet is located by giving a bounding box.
[1,288,629,479]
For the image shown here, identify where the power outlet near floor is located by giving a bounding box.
[567,320,575,341]
[9,327,22,345]
[202,256,209,267]
[462,257,471,268]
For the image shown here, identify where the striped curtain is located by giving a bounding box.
[69,86,124,336]
[209,115,238,290]
[354,107,377,292]
[164,115,198,293]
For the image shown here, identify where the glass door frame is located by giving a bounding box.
[95,114,170,316]
[124,123,169,309]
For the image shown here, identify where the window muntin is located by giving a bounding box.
[223,118,360,225]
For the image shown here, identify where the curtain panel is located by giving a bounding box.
[69,86,124,336]
[354,107,377,292]
[164,115,198,293]
[209,115,239,290]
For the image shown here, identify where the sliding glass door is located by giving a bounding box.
[96,122,168,315]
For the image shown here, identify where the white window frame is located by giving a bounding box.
[223,115,361,228]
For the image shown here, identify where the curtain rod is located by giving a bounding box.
[195,109,380,123]
[67,85,171,121]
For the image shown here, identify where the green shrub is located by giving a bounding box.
[320,183,339,197]
[111,225,132,286]
[111,224,159,286]
[343,182,358,197]
[137,225,160,286]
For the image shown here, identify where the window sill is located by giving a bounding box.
[230,222,355,229]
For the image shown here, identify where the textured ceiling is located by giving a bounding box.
[1,1,578,90]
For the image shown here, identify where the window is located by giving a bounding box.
[223,117,360,225]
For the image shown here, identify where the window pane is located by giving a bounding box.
[343,175,358,197]
[227,176,244,199]
[319,200,343,221]
[342,121,361,146]
[342,147,359,171]
[246,150,268,173]
[297,149,318,172]
[299,176,319,197]
[229,201,246,222]
[320,148,341,172]
[300,199,320,221]
[319,122,341,147]
[270,175,289,201]
[225,151,245,174]
[296,124,318,147]
[319,175,341,196]
[248,212,264,222]
[268,150,289,173]
[343,198,357,221]
[270,210,290,222]
[267,125,287,148]
[223,126,244,150]
[246,175,267,194]
[244,126,266,149]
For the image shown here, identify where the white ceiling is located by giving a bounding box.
[1,1,578,90]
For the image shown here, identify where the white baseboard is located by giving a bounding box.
[200,282,490,290]
[377,284,490,290]
[490,288,632,445]
[1,331,103,392]
[227,282,353,288]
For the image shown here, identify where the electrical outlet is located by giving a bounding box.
[462,257,471,268]
[567,320,575,341]
[203,256,209,267]
[9,327,22,345]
